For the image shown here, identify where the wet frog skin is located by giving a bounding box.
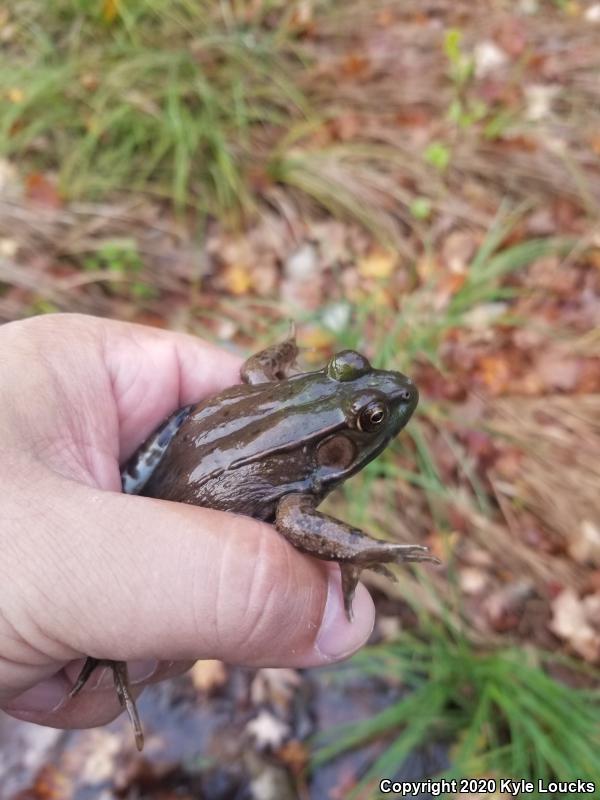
[70,333,439,749]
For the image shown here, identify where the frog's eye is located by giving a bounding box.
[357,400,388,432]
[327,350,371,382]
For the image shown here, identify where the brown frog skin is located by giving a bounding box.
[69,332,439,750]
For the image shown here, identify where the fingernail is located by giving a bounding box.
[315,571,375,661]
[128,659,159,684]
[6,678,67,713]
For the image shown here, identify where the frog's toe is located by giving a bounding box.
[68,656,101,698]
[387,544,440,565]
[68,657,144,751]
[369,563,398,581]
[340,563,361,621]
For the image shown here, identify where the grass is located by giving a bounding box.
[317,210,572,529]
[312,623,600,798]
[3,1,598,239]
[309,214,592,793]
[0,0,309,215]
[310,206,573,372]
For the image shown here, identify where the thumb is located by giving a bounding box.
[20,477,376,671]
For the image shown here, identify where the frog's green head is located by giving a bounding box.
[314,349,418,490]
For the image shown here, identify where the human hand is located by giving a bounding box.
[0,314,374,735]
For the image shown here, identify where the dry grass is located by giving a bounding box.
[489,394,600,585]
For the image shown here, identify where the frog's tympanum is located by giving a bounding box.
[69,332,439,749]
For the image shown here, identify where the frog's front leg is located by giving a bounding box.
[69,658,144,751]
[241,325,298,384]
[275,493,439,620]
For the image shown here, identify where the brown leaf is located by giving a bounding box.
[25,173,62,209]
[222,263,253,296]
[536,352,581,391]
[250,668,301,709]
[340,53,371,78]
[357,247,397,279]
[476,355,512,394]
[190,659,227,693]
[494,17,528,58]
[14,765,71,800]
[569,520,600,566]
[550,588,600,662]
[483,581,535,632]
[275,739,310,775]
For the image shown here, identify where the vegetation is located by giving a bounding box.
[0,0,308,214]
[313,623,600,798]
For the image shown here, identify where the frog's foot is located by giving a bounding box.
[241,325,299,384]
[69,657,144,751]
[339,545,440,620]
[275,493,440,622]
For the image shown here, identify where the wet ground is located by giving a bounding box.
[1,664,447,799]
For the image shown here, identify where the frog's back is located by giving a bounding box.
[140,374,342,521]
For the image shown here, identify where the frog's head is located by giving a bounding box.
[313,349,418,492]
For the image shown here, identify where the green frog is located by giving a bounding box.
[69,331,439,750]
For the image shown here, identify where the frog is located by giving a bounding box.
[69,331,439,750]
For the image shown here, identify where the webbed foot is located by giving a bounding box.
[340,546,440,619]
[241,322,299,384]
[275,493,440,621]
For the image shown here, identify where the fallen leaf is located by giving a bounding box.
[0,238,18,257]
[441,230,478,274]
[585,3,600,21]
[524,84,559,121]
[284,242,318,281]
[223,263,253,296]
[474,41,508,78]
[340,53,371,78]
[582,593,600,626]
[79,730,120,783]
[7,87,24,103]
[462,302,508,330]
[357,248,397,279]
[250,668,301,709]
[476,355,512,394]
[15,765,71,800]
[246,710,289,749]
[25,173,62,209]
[569,520,600,566]
[190,659,227,693]
[536,352,581,391]
[459,567,489,595]
[550,588,600,662]
[275,739,310,774]
[298,326,335,360]
[494,17,528,57]
[483,581,535,632]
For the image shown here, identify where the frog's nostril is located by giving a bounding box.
[400,389,412,402]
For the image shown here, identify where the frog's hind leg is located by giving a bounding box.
[241,323,299,384]
[121,405,193,495]
[276,493,439,621]
[69,657,144,751]
[112,661,144,751]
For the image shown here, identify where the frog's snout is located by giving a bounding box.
[394,380,418,406]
